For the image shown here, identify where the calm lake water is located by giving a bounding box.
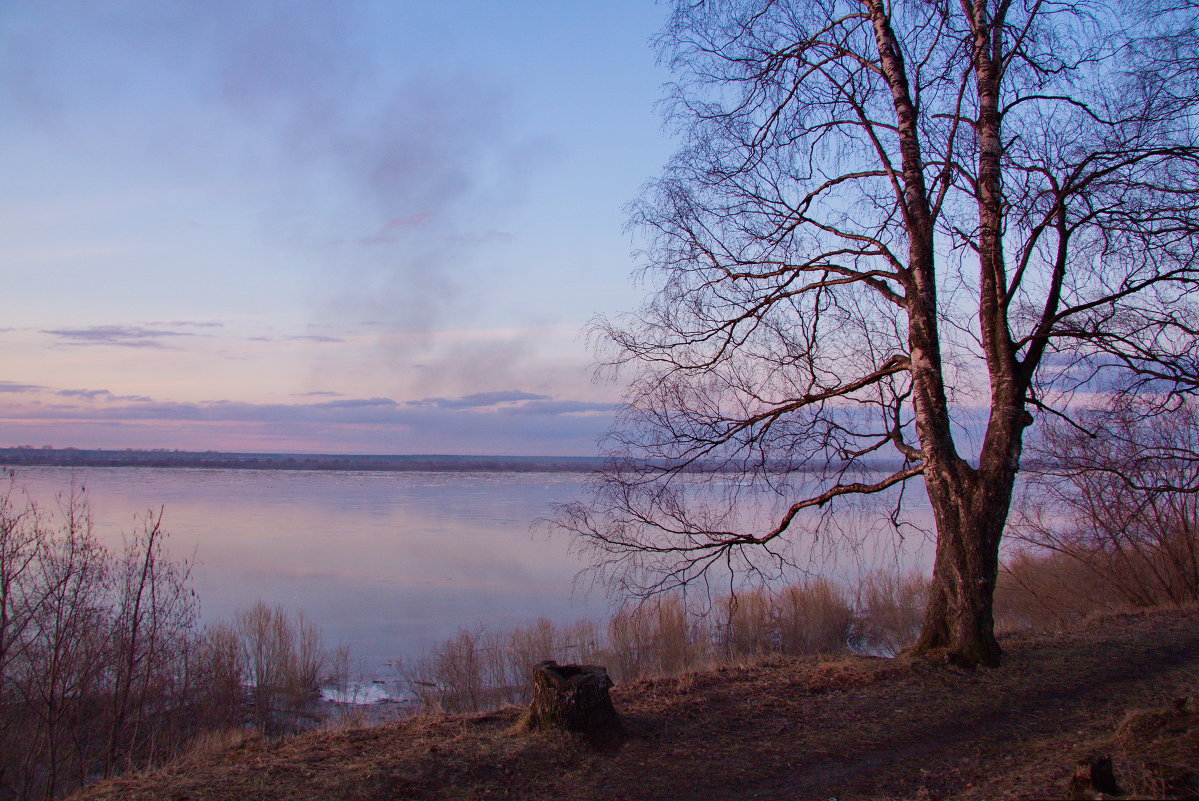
[6,466,935,673]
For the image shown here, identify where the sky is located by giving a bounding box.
[0,0,676,456]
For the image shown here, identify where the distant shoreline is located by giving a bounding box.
[0,446,916,475]
[0,447,606,473]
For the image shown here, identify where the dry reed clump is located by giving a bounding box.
[404,545,1198,718]
[851,570,928,656]
[778,579,855,654]
[609,595,708,680]
[720,578,854,659]
[405,577,865,714]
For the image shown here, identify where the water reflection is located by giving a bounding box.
[10,467,607,670]
[8,466,936,672]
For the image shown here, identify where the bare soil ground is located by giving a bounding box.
[74,606,1199,801]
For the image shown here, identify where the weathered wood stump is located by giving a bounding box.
[1067,756,1122,799]
[522,660,623,739]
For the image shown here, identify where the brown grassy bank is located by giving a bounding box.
[74,605,1199,801]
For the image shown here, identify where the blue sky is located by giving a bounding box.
[0,0,675,455]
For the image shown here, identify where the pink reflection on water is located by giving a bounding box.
[9,465,938,672]
[9,467,605,670]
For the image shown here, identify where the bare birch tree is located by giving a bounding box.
[558,0,1199,666]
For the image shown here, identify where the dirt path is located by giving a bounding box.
[78,607,1199,801]
[730,610,1199,800]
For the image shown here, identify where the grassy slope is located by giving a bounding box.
[75,606,1199,801]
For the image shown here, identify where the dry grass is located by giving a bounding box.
[1107,697,1199,798]
[410,561,1199,719]
[853,569,928,655]
[73,605,1199,801]
[178,727,262,765]
[607,595,703,680]
[404,577,864,713]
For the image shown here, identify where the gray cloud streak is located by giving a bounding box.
[413,390,552,409]
[6,389,610,426]
[41,325,197,348]
[56,388,154,402]
[0,382,43,393]
[0,385,612,454]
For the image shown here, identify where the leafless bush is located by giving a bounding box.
[0,478,201,799]
[103,508,198,775]
[189,621,247,732]
[235,601,328,735]
[1012,396,1199,622]
[406,627,504,714]
[0,476,352,799]
[558,619,605,667]
[994,549,1125,633]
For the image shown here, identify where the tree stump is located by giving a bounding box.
[522,660,623,739]
[1067,756,1122,799]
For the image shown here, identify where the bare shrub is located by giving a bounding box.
[0,479,204,799]
[994,549,1123,633]
[1014,396,1199,620]
[0,478,43,694]
[506,618,558,693]
[0,476,349,799]
[104,508,198,775]
[1000,415,1198,632]
[557,619,605,667]
[190,622,248,731]
[236,601,327,734]
[12,484,110,797]
[407,627,492,714]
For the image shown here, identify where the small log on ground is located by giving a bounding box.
[522,660,623,738]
